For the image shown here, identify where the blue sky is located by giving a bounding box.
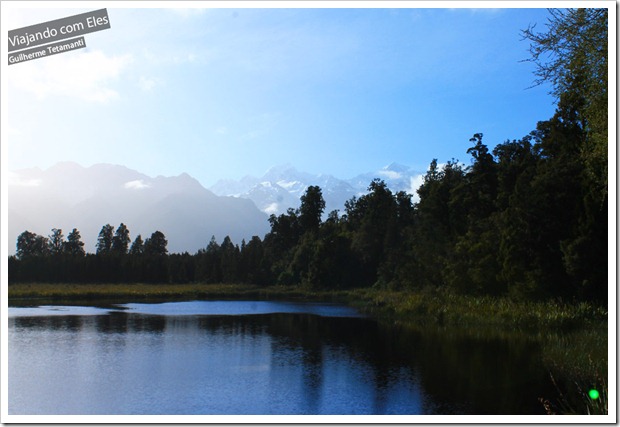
[5,4,559,186]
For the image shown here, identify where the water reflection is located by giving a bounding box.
[8,304,552,415]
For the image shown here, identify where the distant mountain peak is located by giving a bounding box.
[264,163,297,175]
[382,162,410,172]
[47,161,83,171]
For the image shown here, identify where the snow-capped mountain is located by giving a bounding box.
[8,162,270,254]
[209,163,425,216]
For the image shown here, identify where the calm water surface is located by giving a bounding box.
[8,300,551,415]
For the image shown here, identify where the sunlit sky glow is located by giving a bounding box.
[5,2,560,186]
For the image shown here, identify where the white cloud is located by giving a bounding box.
[407,174,425,203]
[378,170,402,180]
[124,180,150,190]
[263,202,279,215]
[138,76,159,92]
[140,47,204,67]
[8,171,41,187]
[9,50,132,103]
[276,180,301,190]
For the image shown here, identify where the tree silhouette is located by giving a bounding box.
[299,185,326,233]
[48,228,65,255]
[129,234,144,255]
[16,231,49,259]
[522,8,607,204]
[144,231,168,256]
[64,228,85,256]
[112,223,131,255]
[96,224,114,255]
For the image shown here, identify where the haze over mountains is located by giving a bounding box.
[8,162,269,255]
[8,162,425,254]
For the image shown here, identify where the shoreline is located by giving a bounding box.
[8,282,607,329]
[7,281,608,415]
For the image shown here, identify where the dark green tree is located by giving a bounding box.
[138,231,169,283]
[96,224,114,255]
[495,112,586,299]
[195,236,222,283]
[220,236,240,283]
[263,208,302,284]
[377,190,415,289]
[168,252,194,283]
[444,134,500,294]
[144,231,168,256]
[410,160,466,288]
[64,228,86,256]
[129,234,144,255]
[48,228,65,255]
[519,8,608,301]
[299,185,326,233]
[522,8,608,204]
[16,230,49,259]
[241,236,269,285]
[266,208,302,251]
[112,223,131,255]
[492,136,539,210]
[447,134,497,228]
[345,179,398,287]
[305,232,356,290]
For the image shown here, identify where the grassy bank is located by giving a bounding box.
[9,282,290,303]
[347,287,608,330]
[8,282,607,331]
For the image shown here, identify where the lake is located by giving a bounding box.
[8,300,552,416]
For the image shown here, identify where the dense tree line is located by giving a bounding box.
[8,9,607,304]
[10,225,173,284]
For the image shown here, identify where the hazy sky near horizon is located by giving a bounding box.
[5,3,559,187]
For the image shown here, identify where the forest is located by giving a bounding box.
[8,9,608,305]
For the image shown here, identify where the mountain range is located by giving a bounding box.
[209,162,425,216]
[8,162,269,255]
[8,162,425,255]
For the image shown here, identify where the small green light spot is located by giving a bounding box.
[588,389,600,400]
